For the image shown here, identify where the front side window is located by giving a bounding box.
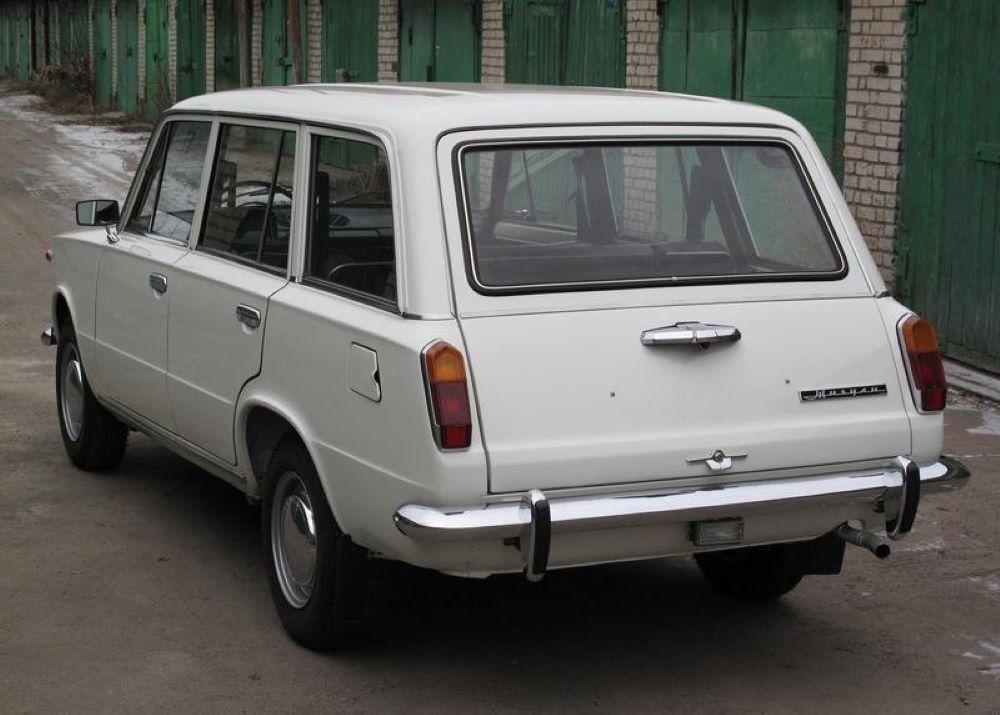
[305,134,395,303]
[126,121,211,242]
[200,124,297,270]
[460,141,843,291]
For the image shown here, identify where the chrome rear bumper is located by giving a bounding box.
[393,456,970,579]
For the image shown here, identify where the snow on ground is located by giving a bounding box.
[0,89,150,222]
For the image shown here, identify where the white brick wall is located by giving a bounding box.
[377,0,397,81]
[480,0,504,83]
[110,0,117,99]
[625,0,658,90]
[205,0,215,92]
[251,0,262,85]
[137,0,145,98]
[168,0,177,99]
[842,0,908,283]
[307,0,322,82]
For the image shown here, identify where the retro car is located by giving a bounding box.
[43,85,969,649]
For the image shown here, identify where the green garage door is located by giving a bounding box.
[115,0,138,113]
[659,0,846,173]
[504,0,563,84]
[399,0,480,82]
[322,0,377,82]
[505,0,625,87]
[92,0,113,106]
[897,0,1000,372]
[145,0,169,119]
[176,0,205,99]
[214,0,243,90]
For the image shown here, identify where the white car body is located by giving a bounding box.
[46,84,967,584]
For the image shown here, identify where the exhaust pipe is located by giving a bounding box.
[836,524,891,559]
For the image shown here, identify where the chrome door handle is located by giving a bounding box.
[236,304,261,329]
[640,322,741,347]
[149,273,168,294]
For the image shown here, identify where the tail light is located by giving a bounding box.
[898,315,946,412]
[422,341,472,449]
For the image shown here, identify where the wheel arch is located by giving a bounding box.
[235,395,347,529]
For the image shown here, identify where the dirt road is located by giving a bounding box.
[1,86,998,713]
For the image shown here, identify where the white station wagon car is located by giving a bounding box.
[44,84,969,649]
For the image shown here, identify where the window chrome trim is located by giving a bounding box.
[452,136,848,296]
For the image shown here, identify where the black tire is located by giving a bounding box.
[261,436,367,650]
[694,543,806,601]
[55,320,128,471]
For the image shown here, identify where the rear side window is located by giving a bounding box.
[305,134,395,304]
[200,124,297,271]
[459,142,843,292]
[126,121,211,242]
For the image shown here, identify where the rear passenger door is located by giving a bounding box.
[166,121,297,463]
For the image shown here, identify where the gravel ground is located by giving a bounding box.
[0,85,997,713]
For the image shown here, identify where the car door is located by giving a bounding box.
[165,121,296,463]
[94,119,212,431]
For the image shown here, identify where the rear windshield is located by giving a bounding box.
[458,142,844,292]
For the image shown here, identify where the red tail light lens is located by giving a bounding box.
[422,341,472,449]
[899,315,946,412]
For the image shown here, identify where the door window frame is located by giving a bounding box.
[193,116,302,278]
[119,114,218,247]
[296,124,403,314]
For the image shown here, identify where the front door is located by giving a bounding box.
[94,119,212,430]
[166,122,296,463]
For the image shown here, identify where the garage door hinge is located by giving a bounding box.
[906,1,925,36]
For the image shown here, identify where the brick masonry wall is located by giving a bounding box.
[307,0,322,82]
[622,0,660,236]
[251,0,261,85]
[842,0,908,283]
[625,0,658,91]
[480,0,504,83]
[110,0,117,99]
[168,0,177,99]
[205,0,215,92]
[377,0,397,81]
[137,0,146,98]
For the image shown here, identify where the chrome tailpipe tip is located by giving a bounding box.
[836,524,890,559]
[40,326,57,346]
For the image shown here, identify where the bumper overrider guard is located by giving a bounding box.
[393,456,970,581]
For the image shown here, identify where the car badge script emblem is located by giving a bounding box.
[800,384,888,402]
[686,449,747,473]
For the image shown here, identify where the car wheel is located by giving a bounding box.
[694,543,806,601]
[262,436,367,650]
[55,320,128,471]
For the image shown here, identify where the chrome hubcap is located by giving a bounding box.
[60,345,85,442]
[271,471,317,609]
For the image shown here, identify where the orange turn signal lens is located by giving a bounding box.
[899,315,946,412]
[422,341,472,449]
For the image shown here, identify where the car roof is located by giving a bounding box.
[169,83,802,137]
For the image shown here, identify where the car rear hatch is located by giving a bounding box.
[437,128,910,494]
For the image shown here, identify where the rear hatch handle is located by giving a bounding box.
[641,321,741,348]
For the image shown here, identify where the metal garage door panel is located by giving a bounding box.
[564,0,624,88]
[92,0,113,107]
[322,0,378,83]
[115,0,138,114]
[898,0,1000,372]
[505,0,564,85]
[176,0,206,98]
[145,0,169,119]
